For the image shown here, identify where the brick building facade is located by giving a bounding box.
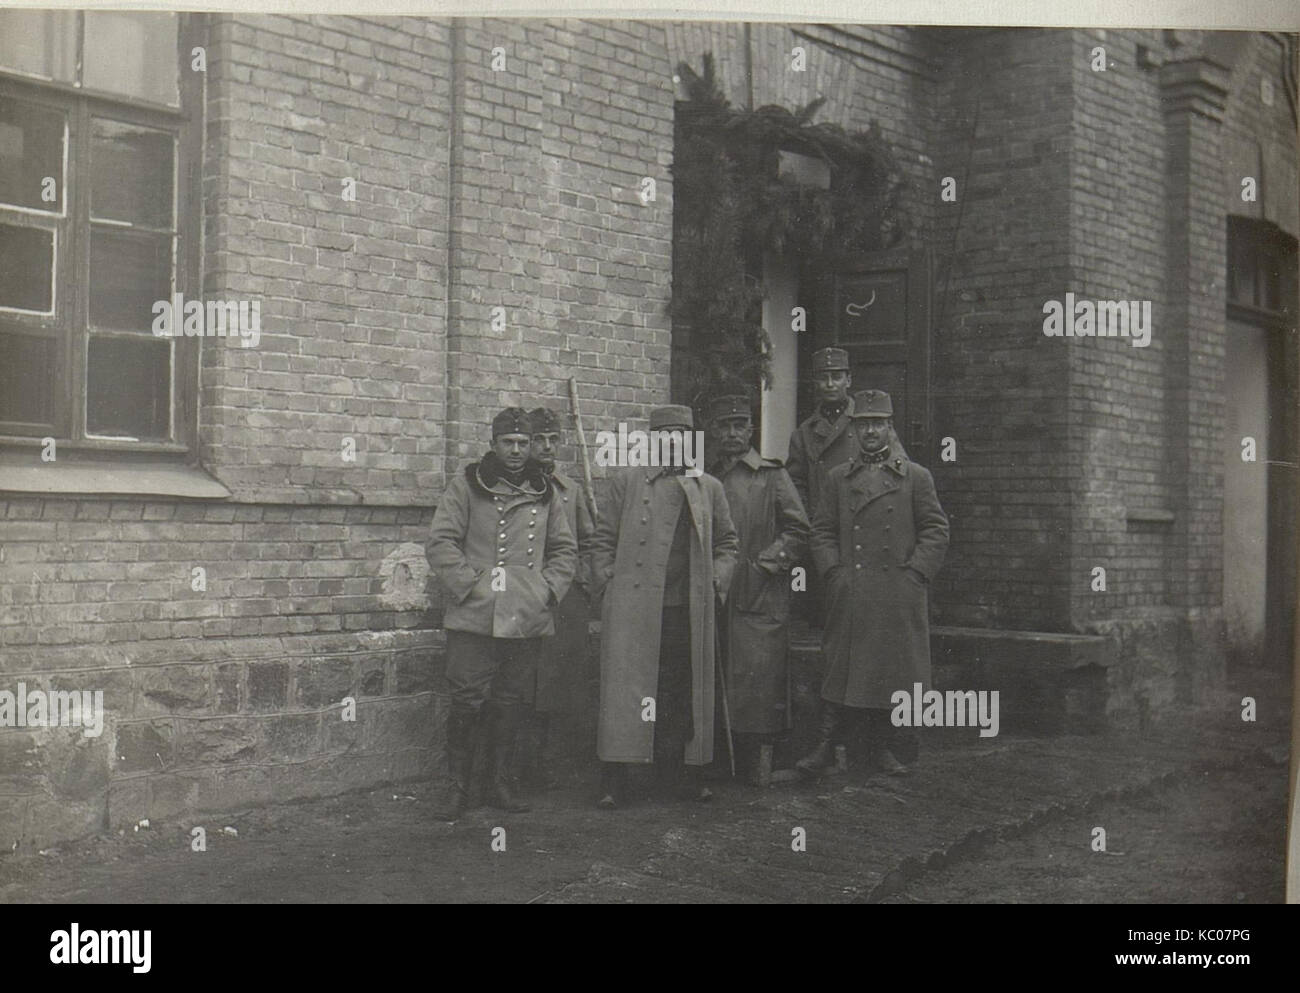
[1,14,1295,849]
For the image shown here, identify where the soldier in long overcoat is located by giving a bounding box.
[522,406,596,784]
[800,390,948,777]
[590,405,738,807]
[705,393,809,784]
[787,348,909,624]
[426,407,577,818]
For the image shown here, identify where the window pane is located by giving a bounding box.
[0,10,77,83]
[83,12,179,107]
[0,332,55,423]
[0,98,65,212]
[86,336,170,439]
[89,227,171,330]
[91,118,173,228]
[0,223,54,312]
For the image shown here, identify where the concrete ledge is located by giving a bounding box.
[0,453,231,499]
[932,625,1114,671]
[791,625,1116,737]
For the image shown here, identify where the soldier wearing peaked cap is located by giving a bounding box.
[520,405,596,786]
[426,406,577,819]
[705,392,810,785]
[787,348,910,625]
[590,404,738,808]
[799,389,949,778]
[787,348,911,524]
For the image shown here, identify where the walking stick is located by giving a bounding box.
[567,377,600,525]
[715,608,736,778]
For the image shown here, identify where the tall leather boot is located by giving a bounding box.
[433,706,478,820]
[795,701,841,778]
[485,702,531,812]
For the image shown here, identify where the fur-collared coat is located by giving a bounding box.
[427,457,577,639]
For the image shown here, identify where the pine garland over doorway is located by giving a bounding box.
[671,53,911,406]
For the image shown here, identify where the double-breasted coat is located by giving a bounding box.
[787,395,911,521]
[427,460,577,640]
[590,469,738,766]
[810,451,949,708]
[534,469,596,712]
[712,449,810,733]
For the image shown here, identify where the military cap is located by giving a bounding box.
[649,404,694,431]
[849,389,893,418]
[707,394,752,424]
[527,407,561,434]
[810,347,850,374]
[492,406,532,438]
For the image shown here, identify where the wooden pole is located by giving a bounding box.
[567,377,599,524]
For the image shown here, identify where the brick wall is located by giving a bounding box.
[1,14,678,852]
[926,28,1076,632]
[445,18,675,475]
[0,494,443,848]
[202,15,452,506]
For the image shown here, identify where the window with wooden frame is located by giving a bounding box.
[0,10,203,451]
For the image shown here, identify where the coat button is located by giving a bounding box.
[498,519,506,525]
[641,517,647,524]
[853,524,860,531]
[855,563,862,570]
[855,544,862,551]
[887,506,894,512]
[497,560,504,566]
[639,539,646,545]
[633,582,640,588]
[636,560,642,566]
[884,525,891,531]
[499,532,506,539]
[498,546,505,553]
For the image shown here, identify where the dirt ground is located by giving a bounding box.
[877,765,1286,903]
[1,708,1288,903]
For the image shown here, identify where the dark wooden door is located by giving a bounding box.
[803,248,933,456]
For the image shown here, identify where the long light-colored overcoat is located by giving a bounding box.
[810,451,948,708]
[590,469,737,766]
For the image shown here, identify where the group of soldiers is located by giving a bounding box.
[425,347,949,818]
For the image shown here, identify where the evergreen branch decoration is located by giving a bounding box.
[671,53,911,403]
